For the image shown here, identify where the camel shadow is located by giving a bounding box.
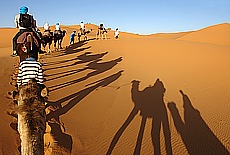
[48,56,123,91]
[107,79,172,155]
[45,71,123,153]
[44,41,89,58]
[65,41,89,55]
[168,90,229,154]
[44,51,109,80]
[46,70,123,116]
[43,47,92,72]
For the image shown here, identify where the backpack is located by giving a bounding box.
[19,14,32,28]
[43,30,51,37]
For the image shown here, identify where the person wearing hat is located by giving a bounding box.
[55,22,61,31]
[43,22,50,31]
[54,22,63,36]
[12,6,39,57]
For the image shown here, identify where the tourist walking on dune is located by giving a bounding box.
[70,30,77,45]
[114,28,119,39]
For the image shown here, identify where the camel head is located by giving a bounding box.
[153,78,166,94]
[62,30,66,37]
[131,80,140,89]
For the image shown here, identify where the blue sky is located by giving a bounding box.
[0,0,230,34]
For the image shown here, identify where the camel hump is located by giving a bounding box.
[17,31,39,47]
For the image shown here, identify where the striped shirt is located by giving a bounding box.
[17,58,44,86]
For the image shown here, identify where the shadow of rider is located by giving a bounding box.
[107,79,172,155]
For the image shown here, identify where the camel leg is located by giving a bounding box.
[105,33,107,40]
[98,30,101,39]
[48,43,51,54]
[60,39,63,49]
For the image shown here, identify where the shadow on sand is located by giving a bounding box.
[42,40,90,60]
[44,51,109,79]
[48,57,122,91]
[107,79,172,155]
[168,90,229,154]
[45,71,124,153]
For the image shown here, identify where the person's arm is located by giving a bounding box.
[14,14,19,28]
[31,15,36,28]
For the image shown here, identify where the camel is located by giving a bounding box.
[10,79,48,155]
[53,30,66,50]
[16,32,40,62]
[77,29,92,42]
[42,30,53,54]
[96,28,107,40]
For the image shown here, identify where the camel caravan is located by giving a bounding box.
[8,6,117,155]
[14,19,112,60]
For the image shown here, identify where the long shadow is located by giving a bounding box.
[48,120,72,153]
[49,57,123,91]
[43,57,79,66]
[107,79,172,155]
[43,46,92,72]
[45,59,101,82]
[41,41,89,60]
[45,52,108,77]
[43,51,107,66]
[45,71,123,153]
[168,90,229,154]
[65,41,89,55]
[46,70,124,119]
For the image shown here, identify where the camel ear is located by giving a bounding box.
[41,87,49,97]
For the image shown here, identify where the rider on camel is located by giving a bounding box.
[12,6,41,57]
[44,22,50,31]
[80,21,85,33]
[54,22,62,35]
[99,22,105,31]
[43,22,52,37]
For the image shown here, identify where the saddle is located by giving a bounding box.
[17,31,39,47]
[54,30,62,35]
[43,30,52,37]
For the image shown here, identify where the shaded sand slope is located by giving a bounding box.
[0,23,229,154]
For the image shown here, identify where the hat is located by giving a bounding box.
[44,22,49,26]
[19,6,28,14]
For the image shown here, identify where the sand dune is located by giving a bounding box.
[0,23,229,155]
[178,23,230,46]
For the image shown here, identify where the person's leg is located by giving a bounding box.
[12,30,26,56]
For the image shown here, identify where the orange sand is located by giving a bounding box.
[0,23,229,154]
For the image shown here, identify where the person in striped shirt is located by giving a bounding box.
[17,52,44,87]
